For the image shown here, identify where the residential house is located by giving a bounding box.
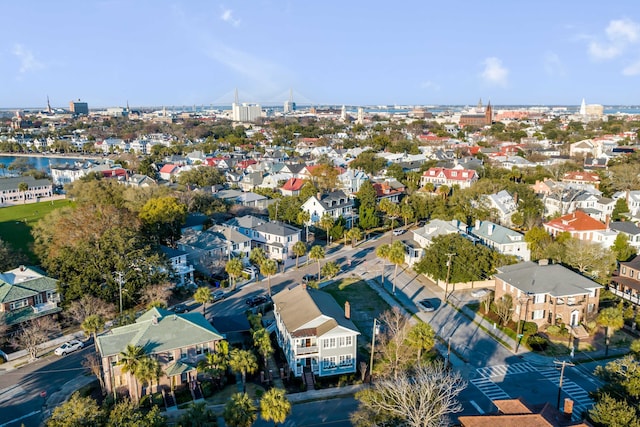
[239,172,264,192]
[494,260,602,328]
[543,211,607,242]
[160,246,195,288]
[412,219,460,249]
[611,255,640,304]
[613,190,640,217]
[272,285,360,379]
[420,164,478,189]
[372,181,404,204]
[569,139,603,158]
[159,164,179,181]
[280,178,306,197]
[224,215,266,238]
[211,189,270,209]
[484,190,517,225]
[125,174,156,188]
[610,221,640,251]
[97,307,224,400]
[337,169,368,195]
[259,173,290,190]
[252,221,302,261]
[470,221,531,261]
[562,171,600,190]
[177,226,251,275]
[0,266,61,326]
[301,190,356,228]
[458,397,591,427]
[0,176,52,204]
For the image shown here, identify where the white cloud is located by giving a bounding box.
[543,52,566,76]
[480,57,508,87]
[12,44,44,73]
[220,7,240,27]
[420,80,440,91]
[588,18,640,60]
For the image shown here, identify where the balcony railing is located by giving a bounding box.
[295,345,318,355]
[32,301,57,314]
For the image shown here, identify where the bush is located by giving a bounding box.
[522,321,538,335]
[527,334,549,351]
[201,381,214,398]
[546,325,562,336]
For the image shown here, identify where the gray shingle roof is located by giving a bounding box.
[254,221,300,237]
[495,261,602,297]
[0,176,52,191]
[471,221,525,245]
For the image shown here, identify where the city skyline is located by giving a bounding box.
[2,1,640,108]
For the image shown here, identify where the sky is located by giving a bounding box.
[2,1,640,108]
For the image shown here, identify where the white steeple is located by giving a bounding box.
[579,98,586,115]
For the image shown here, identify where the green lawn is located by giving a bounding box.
[0,199,73,262]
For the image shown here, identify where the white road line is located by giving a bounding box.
[0,410,40,427]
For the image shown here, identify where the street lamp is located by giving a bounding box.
[515,292,533,353]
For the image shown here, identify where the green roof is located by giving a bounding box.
[97,308,224,357]
[0,271,58,304]
[165,360,196,376]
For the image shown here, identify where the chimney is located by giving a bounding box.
[345,301,351,320]
[19,265,25,271]
[605,214,610,229]
[475,219,481,230]
[317,192,321,200]
[563,398,574,420]
[513,191,518,205]
[488,224,494,236]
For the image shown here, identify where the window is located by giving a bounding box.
[323,338,336,349]
[180,348,188,359]
[167,352,175,362]
[532,310,545,320]
[322,357,336,369]
[9,299,28,310]
[196,344,204,355]
[534,294,545,304]
[588,303,595,313]
[632,271,635,278]
[339,354,352,366]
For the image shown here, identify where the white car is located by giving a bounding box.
[471,288,490,298]
[392,229,406,236]
[54,339,84,356]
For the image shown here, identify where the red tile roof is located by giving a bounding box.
[562,171,600,183]
[422,167,477,181]
[372,182,403,198]
[544,210,606,232]
[159,164,178,173]
[281,177,305,192]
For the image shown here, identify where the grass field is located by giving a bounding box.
[0,199,73,263]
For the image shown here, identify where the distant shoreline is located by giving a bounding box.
[0,152,104,161]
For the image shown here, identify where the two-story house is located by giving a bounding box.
[420,165,478,189]
[0,176,53,204]
[177,226,251,275]
[494,260,602,328]
[484,190,517,226]
[610,221,640,252]
[543,210,607,242]
[160,246,195,288]
[301,190,356,228]
[412,219,460,249]
[0,266,60,326]
[272,285,360,381]
[611,255,640,304]
[97,307,224,400]
[470,221,531,261]
[252,221,302,262]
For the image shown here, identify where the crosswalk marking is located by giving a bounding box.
[470,377,510,400]
[538,368,594,421]
[475,362,537,378]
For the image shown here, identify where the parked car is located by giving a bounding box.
[245,295,269,307]
[471,288,490,298]
[302,274,316,283]
[171,303,188,313]
[416,299,436,312]
[54,339,84,356]
[392,229,406,236]
[212,290,226,302]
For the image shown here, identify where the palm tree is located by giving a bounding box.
[118,344,146,401]
[260,259,277,296]
[260,388,291,427]
[136,356,162,396]
[318,213,335,247]
[407,322,436,360]
[223,392,257,427]
[249,247,266,267]
[81,314,104,345]
[388,240,405,294]
[197,340,230,388]
[179,401,215,427]
[0,164,5,176]
[229,349,258,392]
[292,241,307,269]
[321,261,340,279]
[18,182,28,203]
[253,328,273,368]
[297,211,310,242]
[193,286,213,315]
[376,244,390,285]
[401,203,414,227]
[226,258,244,290]
[309,245,325,282]
[597,306,624,357]
[379,198,400,238]
[347,227,362,247]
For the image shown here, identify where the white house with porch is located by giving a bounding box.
[272,285,360,381]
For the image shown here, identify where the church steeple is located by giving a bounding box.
[485,100,493,125]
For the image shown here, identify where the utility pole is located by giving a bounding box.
[369,318,377,384]
[115,272,124,315]
[554,360,575,410]
[444,253,455,301]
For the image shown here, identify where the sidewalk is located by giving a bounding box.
[0,331,85,371]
